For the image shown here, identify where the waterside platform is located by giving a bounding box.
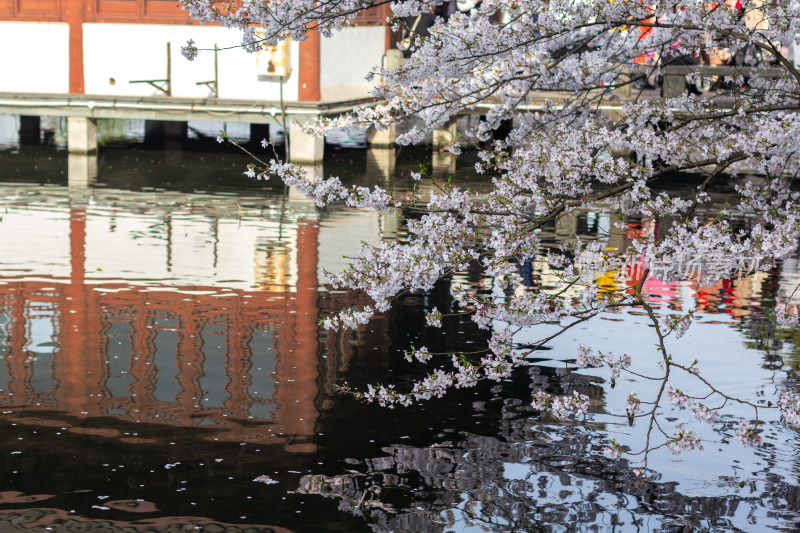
[0,92,385,163]
[0,63,790,170]
[0,92,376,123]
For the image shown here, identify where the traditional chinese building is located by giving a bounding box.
[0,0,394,160]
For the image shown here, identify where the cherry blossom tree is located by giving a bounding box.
[180,0,800,472]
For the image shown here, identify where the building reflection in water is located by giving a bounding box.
[2,159,800,531]
[0,185,324,451]
[0,187,791,445]
[0,148,399,531]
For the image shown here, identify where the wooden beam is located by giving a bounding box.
[298,29,320,102]
[65,0,84,93]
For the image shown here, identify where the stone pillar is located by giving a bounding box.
[67,117,97,154]
[367,125,396,147]
[379,211,401,239]
[384,49,406,71]
[432,152,456,176]
[432,117,457,150]
[662,70,685,98]
[604,109,633,161]
[614,68,632,100]
[606,208,627,254]
[19,116,41,145]
[555,211,578,237]
[289,124,324,164]
[288,162,322,203]
[68,153,97,188]
[366,147,396,180]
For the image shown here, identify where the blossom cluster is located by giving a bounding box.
[776,305,800,327]
[667,428,703,455]
[530,390,590,419]
[734,422,763,448]
[778,388,800,426]
[575,346,631,380]
[626,392,641,417]
[661,312,694,340]
[603,439,624,460]
[666,386,718,424]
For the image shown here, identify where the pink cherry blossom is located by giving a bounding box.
[734,422,763,448]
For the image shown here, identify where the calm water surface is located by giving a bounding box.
[0,124,799,532]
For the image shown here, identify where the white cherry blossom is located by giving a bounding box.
[182,0,800,464]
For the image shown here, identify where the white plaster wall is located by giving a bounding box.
[83,24,300,101]
[0,22,69,94]
[319,26,384,101]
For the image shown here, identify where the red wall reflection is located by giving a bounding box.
[0,207,321,450]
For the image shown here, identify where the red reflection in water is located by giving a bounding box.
[621,221,767,319]
[0,506,290,533]
[0,207,321,451]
